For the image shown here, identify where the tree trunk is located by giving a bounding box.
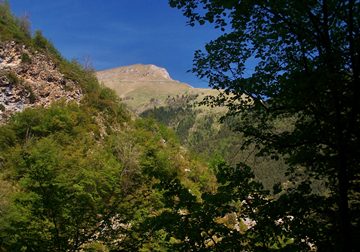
[336,110,352,251]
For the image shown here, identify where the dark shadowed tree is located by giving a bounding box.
[169,0,360,251]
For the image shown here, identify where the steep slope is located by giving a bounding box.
[0,41,82,122]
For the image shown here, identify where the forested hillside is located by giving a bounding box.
[140,94,288,189]
[98,65,288,189]
[1,1,359,251]
[0,3,215,250]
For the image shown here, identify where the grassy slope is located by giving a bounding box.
[97,64,221,113]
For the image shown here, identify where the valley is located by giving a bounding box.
[97,64,288,189]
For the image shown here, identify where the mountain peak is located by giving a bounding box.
[143,64,172,80]
[97,64,172,82]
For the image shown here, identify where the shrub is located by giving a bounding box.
[16,14,31,37]
[20,52,31,64]
[6,72,20,86]
[32,30,61,59]
[0,1,30,44]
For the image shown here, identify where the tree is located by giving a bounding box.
[144,162,289,251]
[169,0,360,251]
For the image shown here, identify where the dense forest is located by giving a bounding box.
[140,94,288,190]
[1,0,359,251]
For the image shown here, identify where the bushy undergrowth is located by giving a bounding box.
[0,99,216,251]
[0,1,31,45]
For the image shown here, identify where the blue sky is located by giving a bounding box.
[9,0,221,88]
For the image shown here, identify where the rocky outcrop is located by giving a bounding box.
[0,41,82,122]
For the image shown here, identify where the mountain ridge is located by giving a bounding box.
[97,64,176,82]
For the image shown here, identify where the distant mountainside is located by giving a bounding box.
[97,64,287,189]
[96,64,228,159]
[96,64,220,113]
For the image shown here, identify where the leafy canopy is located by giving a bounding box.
[169,0,360,251]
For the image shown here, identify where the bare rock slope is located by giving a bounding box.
[0,41,82,122]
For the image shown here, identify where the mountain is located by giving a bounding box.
[96,64,228,158]
[96,64,220,113]
[97,64,287,189]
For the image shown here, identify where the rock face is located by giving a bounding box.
[0,41,82,122]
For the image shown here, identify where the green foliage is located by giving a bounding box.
[0,125,16,151]
[170,0,360,250]
[0,83,137,249]
[54,58,131,123]
[0,137,126,251]
[1,2,328,250]
[32,30,61,58]
[82,242,109,252]
[85,84,130,123]
[0,1,31,44]
[0,4,219,250]
[8,102,94,141]
[140,162,304,251]
[141,104,288,190]
[0,99,215,251]
[20,52,31,64]
[5,71,20,86]
[59,59,97,92]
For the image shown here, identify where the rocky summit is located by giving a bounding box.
[0,41,82,123]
